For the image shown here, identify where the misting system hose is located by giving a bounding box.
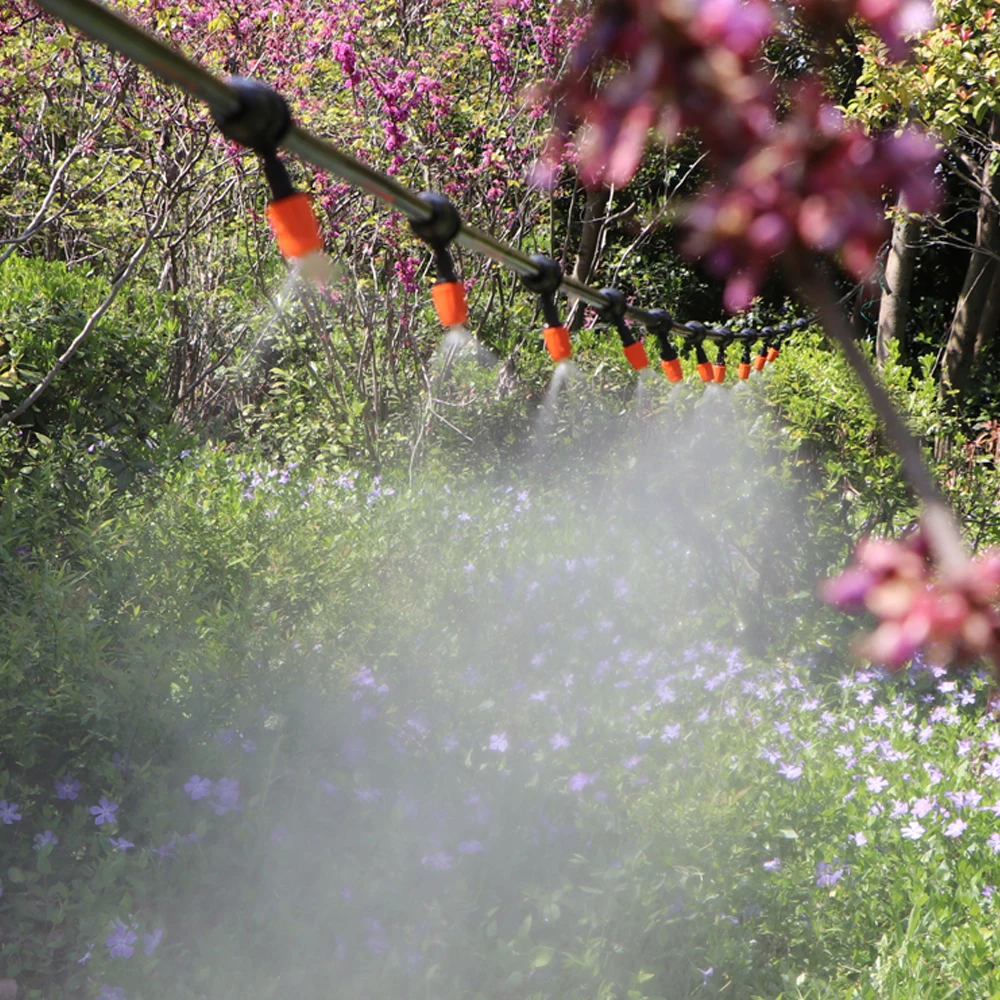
[29,0,804,361]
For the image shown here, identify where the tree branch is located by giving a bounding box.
[788,256,969,580]
[0,215,165,428]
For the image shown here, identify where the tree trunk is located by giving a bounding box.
[567,187,609,331]
[942,113,1000,396]
[974,266,1000,360]
[876,197,920,368]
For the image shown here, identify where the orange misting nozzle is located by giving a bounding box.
[623,340,649,370]
[412,192,470,328]
[649,309,681,382]
[753,328,773,371]
[599,287,648,371]
[738,362,752,379]
[543,325,572,363]
[522,256,572,363]
[431,281,468,328]
[266,192,324,261]
[767,346,780,364]
[692,335,713,383]
[661,357,683,382]
[712,328,731,383]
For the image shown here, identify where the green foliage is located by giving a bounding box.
[0,257,181,487]
[760,329,1000,552]
[5,347,1000,998]
[848,2,1000,139]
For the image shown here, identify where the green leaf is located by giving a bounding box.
[530,945,556,968]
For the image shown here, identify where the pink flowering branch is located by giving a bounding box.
[545,0,1000,674]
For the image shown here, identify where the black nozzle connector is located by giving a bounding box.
[758,326,775,357]
[521,255,564,328]
[261,151,294,201]
[599,288,635,345]
[681,320,708,361]
[713,328,732,365]
[793,317,810,330]
[647,308,677,361]
[213,77,292,153]
[411,192,463,283]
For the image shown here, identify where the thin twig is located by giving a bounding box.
[788,256,969,579]
[0,215,165,427]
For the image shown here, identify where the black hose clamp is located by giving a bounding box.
[521,255,564,328]
[411,192,462,284]
[410,192,462,248]
[212,77,292,153]
[599,288,636,346]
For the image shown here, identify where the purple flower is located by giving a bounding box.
[55,776,81,800]
[850,832,868,847]
[661,723,681,743]
[421,851,454,871]
[489,732,508,753]
[143,928,163,955]
[457,840,485,854]
[568,772,596,792]
[211,778,239,815]
[97,988,127,1000]
[778,761,803,781]
[866,775,888,794]
[184,776,213,801]
[108,837,134,851]
[89,797,118,826]
[901,819,925,840]
[944,819,967,838]
[946,790,983,810]
[152,836,178,858]
[105,922,137,958]
[987,832,1000,853]
[241,739,257,753]
[815,861,845,888]
[762,857,781,871]
[912,796,935,819]
[33,829,58,850]
[549,733,570,750]
[0,800,22,824]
